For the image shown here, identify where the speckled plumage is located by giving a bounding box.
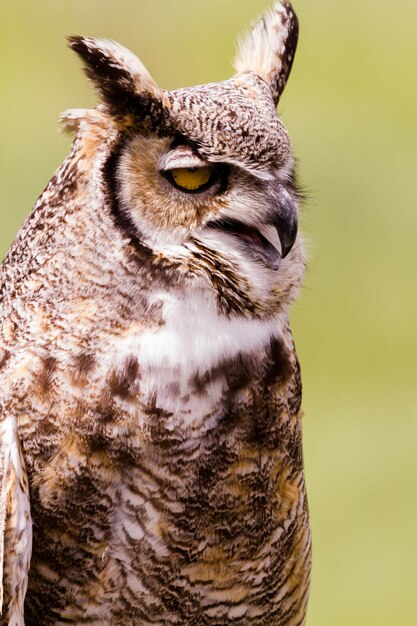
[0,2,311,625]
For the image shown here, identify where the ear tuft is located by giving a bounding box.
[68,36,164,128]
[234,1,299,105]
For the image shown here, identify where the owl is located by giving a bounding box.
[0,2,310,625]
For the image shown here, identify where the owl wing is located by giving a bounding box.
[0,412,32,624]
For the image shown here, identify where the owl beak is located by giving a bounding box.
[269,186,298,259]
[204,186,298,270]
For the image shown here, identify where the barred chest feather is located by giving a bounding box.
[16,284,311,625]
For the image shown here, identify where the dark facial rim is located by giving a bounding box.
[103,135,152,259]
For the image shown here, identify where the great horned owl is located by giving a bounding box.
[0,2,311,625]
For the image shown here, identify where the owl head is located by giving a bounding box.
[66,1,304,319]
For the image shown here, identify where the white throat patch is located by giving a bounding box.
[107,285,284,432]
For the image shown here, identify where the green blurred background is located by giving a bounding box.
[1,1,416,623]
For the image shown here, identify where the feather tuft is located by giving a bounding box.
[234,1,299,105]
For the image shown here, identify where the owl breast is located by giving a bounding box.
[19,285,310,625]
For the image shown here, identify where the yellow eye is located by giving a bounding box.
[170,167,213,191]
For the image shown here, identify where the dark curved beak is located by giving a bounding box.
[269,185,298,258]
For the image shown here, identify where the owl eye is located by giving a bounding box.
[159,144,223,195]
[165,166,216,194]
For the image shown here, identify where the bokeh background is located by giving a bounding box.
[1,1,416,624]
